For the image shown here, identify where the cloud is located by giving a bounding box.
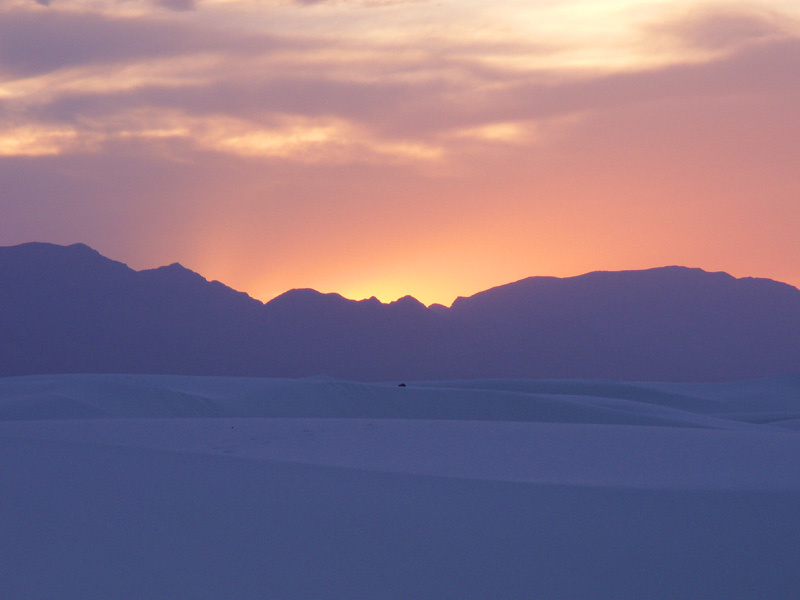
[649,6,797,52]
[4,32,798,169]
[0,124,82,156]
[478,35,800,130]
[2,0,799,170]
[155,0,197,11]
[0,7,292,77]
[292,0,425,5]
[0,10,196,75]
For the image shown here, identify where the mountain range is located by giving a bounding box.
[2,242,799,382]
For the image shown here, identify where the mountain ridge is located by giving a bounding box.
[2,242,799,382]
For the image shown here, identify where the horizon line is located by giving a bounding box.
[4,241,798,307]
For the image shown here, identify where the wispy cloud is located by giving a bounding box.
[156,0,198,11]
[647,5,798,52]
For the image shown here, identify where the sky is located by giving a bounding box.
[1,0,798,305]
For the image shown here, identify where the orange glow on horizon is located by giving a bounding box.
[183,251,800,308]
[174,196,800,308]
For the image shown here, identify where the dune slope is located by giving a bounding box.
[1,374,799,599]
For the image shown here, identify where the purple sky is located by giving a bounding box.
[1,0,798,304]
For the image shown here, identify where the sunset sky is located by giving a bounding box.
[1,0,798,305]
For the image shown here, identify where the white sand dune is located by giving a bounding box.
[2,374,799,599]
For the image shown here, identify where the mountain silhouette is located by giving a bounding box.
[2,242,799,381]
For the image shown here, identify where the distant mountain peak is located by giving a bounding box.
[2,243,799,381]
[2,241,99,256]
[138,262,212,288]
[0,241,132,281]
[66,242,96,252]
[390,295,426,310]
[265,287,349,310]
[143,262,201,276]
